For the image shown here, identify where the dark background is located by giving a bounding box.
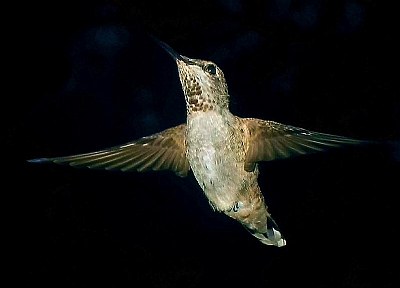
[9,0,399,287]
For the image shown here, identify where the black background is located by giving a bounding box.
[9,1,399,287]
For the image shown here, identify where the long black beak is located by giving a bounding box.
[151,36,194,64]
[156,39,183,61]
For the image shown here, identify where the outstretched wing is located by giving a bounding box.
[243,118,364,172]
[29,124,190,177]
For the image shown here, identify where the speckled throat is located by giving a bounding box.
[176,58,229,115]
[155,40,229,115]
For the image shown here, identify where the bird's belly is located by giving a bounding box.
[186,113,247,210]
[189,147,245,210]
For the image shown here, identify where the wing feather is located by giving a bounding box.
[243,118,365,171]
[29,124,190,177]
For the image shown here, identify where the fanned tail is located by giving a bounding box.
[244,216,286,247]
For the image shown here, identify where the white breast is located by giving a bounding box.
[186,111,246,210]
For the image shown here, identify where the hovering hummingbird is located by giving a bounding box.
[29,39,363,247]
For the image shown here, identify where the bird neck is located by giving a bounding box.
[185,92,229,115]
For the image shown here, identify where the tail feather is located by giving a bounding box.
[244,216,286,247]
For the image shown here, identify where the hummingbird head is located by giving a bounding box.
[157,40,229,114]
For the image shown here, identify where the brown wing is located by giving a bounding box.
[29,124,190,177]
[243,118,363,172]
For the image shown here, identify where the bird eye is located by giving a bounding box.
[205,64,217,75]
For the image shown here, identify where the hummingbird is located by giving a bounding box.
[29,39,363,247]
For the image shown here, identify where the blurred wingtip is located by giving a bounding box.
[27,158,51,164]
